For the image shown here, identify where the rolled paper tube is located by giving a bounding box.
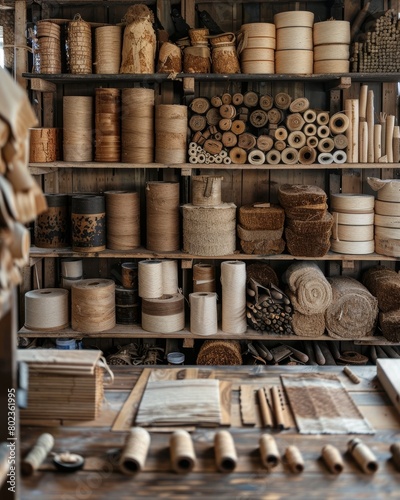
[316,111,329,125]
[321,445,344,474]
[281,147,299,164]
[170,430,197,474]
[285,445,304,473]
[329,112,350,134]
[306,136,318,148]
[348,438,379,474]
[248,149,266,165]
[303,123,317,136]
[266,149,281,164]
[343,366,361,384]
[259,434,280,469]
[317,125,330,138]
[303,109,317,123]
[318,152,334,164]
[390,443,400,471]
[317,137,334,153]
[298,146,317,165]
[287,131,306,149]
[333,150,347,164]
[120,427,151,475]
[22,433,54,476]
[214,430,237,473]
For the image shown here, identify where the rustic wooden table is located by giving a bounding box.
[20,365,400,499]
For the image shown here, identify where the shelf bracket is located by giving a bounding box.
[325,76,351,91]
[30,78,56,93]
[181,259,193,269]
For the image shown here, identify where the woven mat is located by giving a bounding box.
[281,373,375,435]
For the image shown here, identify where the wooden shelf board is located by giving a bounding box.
[28,246,399,262]
[29,161,400,170]
[17,324,389,343]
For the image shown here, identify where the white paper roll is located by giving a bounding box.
[138,259,163,298]
[189,292,218,336]
[220,261,247,334]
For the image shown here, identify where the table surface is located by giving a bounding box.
[20,365,400,500]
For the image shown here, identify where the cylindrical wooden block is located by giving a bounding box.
[348,438,379,474]
[214,430,237,473]
[63,96,93,161]
[321,445,344,474]
[285,445,304,473]
[71,194,106,252]
[105,190,140,250]
[170,430,197,474]
[120,427,151,475]
[155,105,187,163]
[95,88,121,162]
[29,128,57,162]
[34,193,70,248]
[22,433,54,476]
[259,434,280,469]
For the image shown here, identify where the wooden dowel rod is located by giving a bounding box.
[257,387,273,428]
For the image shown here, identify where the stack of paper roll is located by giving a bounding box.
[313,20,350,73]
[274,11,314,74]
[278,184,332,257]
[237,23,276,74]
[368,177,400,257]
[237,203,285,254]
[330,193,375,255]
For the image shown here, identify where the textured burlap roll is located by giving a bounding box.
[196,340,242,365]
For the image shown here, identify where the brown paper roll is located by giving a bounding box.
[321,444,344,474]
[259,434,280,469]
[170,430,197,474]
[214,430,237,472]
[348,438,378,474]
[120,427,151,475]
[285,445,304,473]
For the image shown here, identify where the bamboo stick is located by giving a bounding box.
[359,121,368,163]
[374,124,382,162]
[366,90,375,162]
[386,114,395,162]
[345,98,359,163]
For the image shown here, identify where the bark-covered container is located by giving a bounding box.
[34,194,70,248]
[71,194,106,252]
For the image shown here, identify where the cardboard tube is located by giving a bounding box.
[170,430,196,474]
[390,443,400,470]
[285,445,304,473]
[259,434,280,469]
[22,433,54,476]
[321,444,344,474]
[214,430,237,472]
[120,427,151,475]
[348,438,378,474]
[258,388,273,428]
[270,386,285,430]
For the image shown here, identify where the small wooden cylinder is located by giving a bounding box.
[321,445,344,474]
[348,438,378,474]
[259,434,280,469]
[34,193,70,248]
[29,128,57,162]
[120,427,151,475]
[22,433,54,476]
[214,430,237,473]
[285,445,304,473]
[71,194,106,252]
[170,430,197,474]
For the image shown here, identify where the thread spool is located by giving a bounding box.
[146,181,180,251]
[191,175,223,207]
[138,259,163,298]
[67,16,92,74]
[25,288,69,331]
[105,191,140,250]
[162,259,178,295]
[221,261,246,334]
[259,435,280,469]
[121,88,154,163]
[348,438,378,474]
[115,286,140,325]
[285,445,304,473]
[71,194,106,252]
[29,128,57,162]
[193,263,216,292]
[94,25,122,74]
[34,193,69,248]
[141,293,185,333]
[275,49,313,74]
[183,203,236,256]
[121,262,138,290]
[61,258,83,279]
[95,88,121,162]
[155,105,187,163]
[63,96,93,161]
[71,279,115,333]
[120,427,151,475]
[321,445,344,474]
[22,433,54,476]
[214,431,237,473]
[190,292,218,335]
[170,430,197,474]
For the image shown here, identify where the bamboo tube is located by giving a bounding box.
[329,113,350,134]
[359,121,368,163]
[317,125,330,139]
[304,109,317,123]
[321,445,344,474]
[299,145,317,164]
[345,98,359,163]
[22,433,54,476]
[366,90,374,162]
[214,431,237,472]
[266,149,281,164]
[386,115,395,163]
[390,443,400,471]
[303,123,317,137]
[285,446,304,473]
[343,366,361,384]
[374,124,382,162]
[259,435,280,469]
[281,147,299,164]
[393,126,400,163]
[170,430,196,474]
[307,136,318,148]
[257,387,273,428]
[348,438,378,474]
[120,427,151,475]
[359,85,368,121]
[271,385,285,429]
[316,111,329,125]
[275,127,288,141]
[380,112,387,156]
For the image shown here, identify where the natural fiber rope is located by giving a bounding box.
[105,191,140,250]
[25,288,69,331]
[190,292,218,335]
[71,279,115,333]
[220,260,247,334]
[138,259,163,299]
[141,293,185,333]
[193,263,216,292]
[162,259,179,295]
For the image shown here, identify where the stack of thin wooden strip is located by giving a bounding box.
[18,350,105,423]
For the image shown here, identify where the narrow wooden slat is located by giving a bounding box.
[239,385,257,426]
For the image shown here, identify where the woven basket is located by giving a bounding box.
[196,340,242,365]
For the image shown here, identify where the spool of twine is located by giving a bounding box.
[191,175,223,207]
[34,193,69,248]
[214,430,238,473]
[105,191,140,250]
[94,25,122,74]
[63,96,93,161]
[275,50,313,74]
[119,427,150,475]
[67,16,92,74]
[375,200,400,217]
[183,203,237,256]
[241,60,274,74]
[162,259,179,294]
[276,27,313,50]
[170,430,197,474]
[25,288,69,331]
[374,214,400,228]
[240,48,275,62]
[330,193,375,213]
[313,44,350,61]
[61,258,83,279]
[138,259,163,298]
[332,224,374,242]
[333,211,374,226]
[121,88,154,163]
[314,60,350,74]
[375,226,400,240]
[95,88,121,162]
[71,194,106,252]
[221,260,247,334]
[121,262,139,290]
[146,181,180,251]
[29,128,57,162]
[330,239,374,255]
[141,293,185,333]
[155,105,187,163]
[313,20,350,45]
[22,433,55,476]
[190,292,218,336]
[193,263,216,292]
[71,279,115,333]
[274,11,314,29]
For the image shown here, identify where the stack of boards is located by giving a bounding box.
[18,349,105,423]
